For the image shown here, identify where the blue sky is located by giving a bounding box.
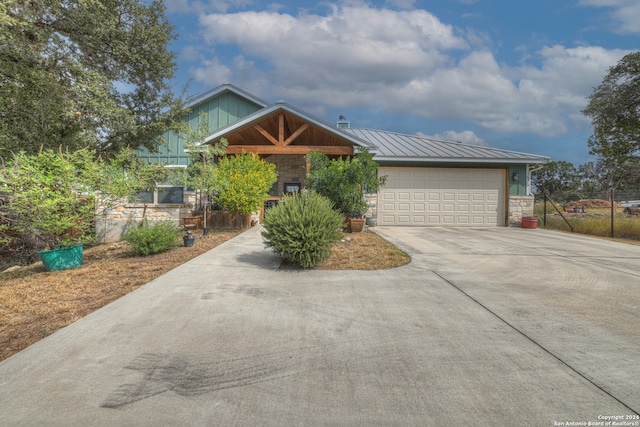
[163,0,639,166]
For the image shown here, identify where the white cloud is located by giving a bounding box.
[198,5,468,76]
[191,4,630,138]
[189,58,233,84]
[197,5,467,100]
[578,0,640,33]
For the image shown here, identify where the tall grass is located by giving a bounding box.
[534,203,640,240]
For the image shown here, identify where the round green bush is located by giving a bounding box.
[261,192,344,268]
[123,221,183,256]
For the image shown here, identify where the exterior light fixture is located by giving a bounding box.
[512,172,519,182]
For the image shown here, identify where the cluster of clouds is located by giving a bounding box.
[578,0,640,34]
[169,1,636,148]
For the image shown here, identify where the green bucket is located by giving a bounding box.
[37,244,84,271]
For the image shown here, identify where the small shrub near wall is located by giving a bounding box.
[261,192,344,268]
[122,221,183,256]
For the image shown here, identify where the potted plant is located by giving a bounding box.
[0,148,165,271]
[344,191,368,232]
[183,230,196,247]
[306,148,386,232]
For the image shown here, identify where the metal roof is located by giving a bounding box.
[343,128,550,164]
[187,85,548,164]
[186,84,269,109]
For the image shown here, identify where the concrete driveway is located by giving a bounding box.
[0,226,639,426]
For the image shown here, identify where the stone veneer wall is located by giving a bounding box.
[365,193,378,220]
[264,154,307,195]
[509,195,534,226]
[96,191,196,243]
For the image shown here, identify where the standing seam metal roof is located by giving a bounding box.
[343,128,549,164]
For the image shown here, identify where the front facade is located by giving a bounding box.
[110,84,548,239]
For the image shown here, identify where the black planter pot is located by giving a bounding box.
[183,236,196,247]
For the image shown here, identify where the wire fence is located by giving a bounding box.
[535,190,640,205]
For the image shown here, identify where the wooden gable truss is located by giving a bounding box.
[222,109,355,157]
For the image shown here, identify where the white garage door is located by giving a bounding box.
[378,167,506,226]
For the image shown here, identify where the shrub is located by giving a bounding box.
[217,153,278,216]
[306,148,386,218]
[262,192,344,268]
[0,147,166,253]
[123,221,183,256]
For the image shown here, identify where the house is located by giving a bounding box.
[101,84,549,240]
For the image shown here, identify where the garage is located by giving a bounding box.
[377,167,506,226]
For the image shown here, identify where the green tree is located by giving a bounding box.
[0,0,188,159]
[216,153,278,216]
[0,148,166,251]
[531,161,578,200]
[306,148,386,218]
[582,52,640,189]
[578,158,640,196]
[173,114,228,211]
[576,162,606,199]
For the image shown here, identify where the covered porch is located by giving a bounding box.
[204,103,374,209]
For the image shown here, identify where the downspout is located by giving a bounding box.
[527,164,544,196]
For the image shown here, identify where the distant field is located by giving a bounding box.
[534,202,640,241]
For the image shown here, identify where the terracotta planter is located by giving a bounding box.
[182,215,203,230]
[349,218,366,233]
[521,216,538,229]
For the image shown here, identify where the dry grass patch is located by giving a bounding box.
[538,206,640,242]
[286,230,411,270]
[0,230,238,362]
[0,228,409,362]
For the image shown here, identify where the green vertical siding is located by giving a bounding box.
[135,91,263,165]
[508,165,527,196]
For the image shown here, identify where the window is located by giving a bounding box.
[157,186,184,204]
[284,182,301,194]
[132,165,186,205]
[134,189,154,204]
[133,186,185,205]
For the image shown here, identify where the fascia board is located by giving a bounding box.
[373,156,550,164]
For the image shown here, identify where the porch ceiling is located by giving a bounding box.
[223,110,355,156]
